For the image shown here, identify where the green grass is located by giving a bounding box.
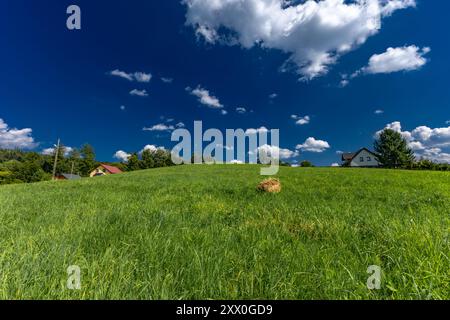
[0,165,449,299]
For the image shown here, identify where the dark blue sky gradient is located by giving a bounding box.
[1,1,448,165]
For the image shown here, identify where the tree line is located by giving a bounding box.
[0,130,448,185]
[0,144,175,185]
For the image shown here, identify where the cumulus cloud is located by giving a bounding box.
[143,123,175,132]
[291,115,311,125]
[0,118,37,149]
[114,150,131,162]
[114,145,165,162]
[42,146,74,156]
[250,144,298,160]
[296,137,330,152]
[341,45,429,85]
[376,121,450,163]
[236,107,247,114]
[184,0,416,80]
[187,85,224,108]
[374,109,384,114]
[363,45,430,74]
[245,127,269,135]
[109,69,152,82]
[140,144,165,153]
[130,89,149,97]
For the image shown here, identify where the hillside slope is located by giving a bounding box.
[0,165,449,299]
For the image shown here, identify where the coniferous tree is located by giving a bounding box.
[374,129,415,168]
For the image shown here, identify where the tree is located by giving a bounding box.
[80,144,97,176]
[67,148,82,175]
[127,153,142,171]
[300,160,314,167]
[9,161,50,183]
[374,129,415,168]
[141,149,155,169]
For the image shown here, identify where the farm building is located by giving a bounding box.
[90,164,123,177]
[342,148,380,167]
[55,173,81,181]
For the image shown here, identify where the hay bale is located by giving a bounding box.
[257,178,281,193]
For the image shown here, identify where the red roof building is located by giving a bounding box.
[90,164,123,177]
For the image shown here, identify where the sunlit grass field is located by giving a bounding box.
[0,165,449,299]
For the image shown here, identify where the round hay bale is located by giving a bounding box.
[257,178,281,193]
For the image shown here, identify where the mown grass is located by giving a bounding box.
[0,165,449,299]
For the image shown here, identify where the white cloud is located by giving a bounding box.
[340,79,350,87]
[130,89,149,97]
[109,69,152,82]
[120,105,126,111]
[374,109,384,114]
[221,110,228,115]
[376,121,450,163]
[421,148,450,163]
[176,122,186,128]
[0,118,37,150]
[187,86,224,108]
[292,115,310,125]
[196,25,219,42]
[184,0,416,80]
[252,144,298,160]
[363,45,430,74]
[110,69,134,81]
[133,72,152,83]
[114,150,131,162]
[42,146,73,156]
[140,144,165,153]
[296,137,330,153]
[269,93,278,99]
[381,0,416,16]
[245,127,269,135]
[143,123,175,132]
[114,145,166,162]
[161,77,173,83]
[331,163,340,167]
[236,107,247,114]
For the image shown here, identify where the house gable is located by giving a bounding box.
[349,148,379,167]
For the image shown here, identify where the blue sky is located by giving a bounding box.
[1,0,449,166]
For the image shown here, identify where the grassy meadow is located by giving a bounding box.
[0,165,449,299]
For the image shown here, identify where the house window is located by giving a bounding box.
[367,156,371,161]
[360,157,364,162]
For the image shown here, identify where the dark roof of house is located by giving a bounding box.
[341,153,356,161]
[342,148,377,162]
[100,164,123,174]
[59,173,81,180]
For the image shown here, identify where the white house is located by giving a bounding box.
[341,148,380,167]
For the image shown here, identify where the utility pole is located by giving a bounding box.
[52,139,60,181]
[70,161,75,175]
